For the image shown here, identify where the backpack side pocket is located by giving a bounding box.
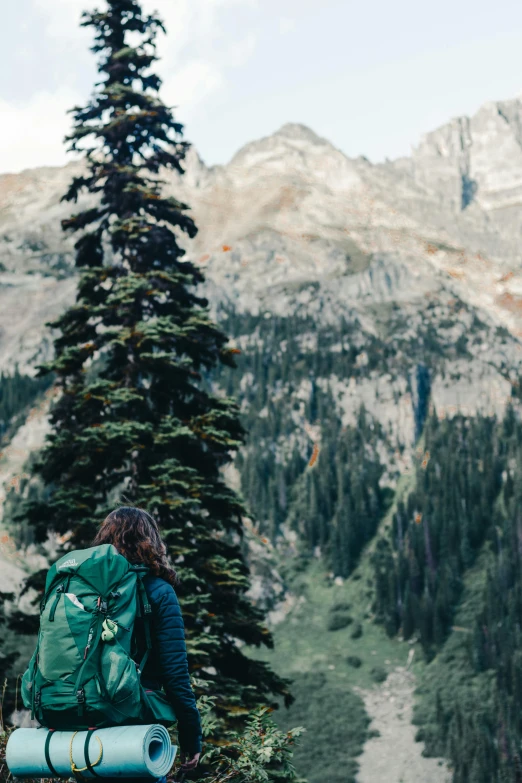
[141,687,177,727]
[100,639,141,718]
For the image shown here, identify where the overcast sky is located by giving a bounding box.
[2,0,522,174]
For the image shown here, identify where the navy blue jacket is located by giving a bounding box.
[138,575,202,756]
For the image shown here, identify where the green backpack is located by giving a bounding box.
[21,544,176,730]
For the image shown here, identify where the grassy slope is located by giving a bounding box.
[252,472,421,783]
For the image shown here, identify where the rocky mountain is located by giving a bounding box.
[0,100,518,518]
[3,94,522,781]
[3,99,522,453]
[2,95,522,590]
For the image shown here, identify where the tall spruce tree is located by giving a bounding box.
[21,0,291,760]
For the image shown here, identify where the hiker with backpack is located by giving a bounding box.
[21,506,202,780]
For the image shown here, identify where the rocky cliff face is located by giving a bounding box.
[374,96,522,267]
[411,98,522,215]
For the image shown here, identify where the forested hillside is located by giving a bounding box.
[376,408,522,782]
[203,304,522,781]
[0,370,52,442]
[4,284,522,781]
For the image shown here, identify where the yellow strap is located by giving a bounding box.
[69,730,103,779]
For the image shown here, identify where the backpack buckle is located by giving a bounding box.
[34,690,41,707]
[97,597,108,614]
[144,603,152,614]
[77,688,85,704]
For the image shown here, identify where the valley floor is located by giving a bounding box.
[356,668,451,783]
[252,556,452,783]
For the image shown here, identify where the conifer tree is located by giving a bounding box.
[20,0,291,760]
[0,592,16,698]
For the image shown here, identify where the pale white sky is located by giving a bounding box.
[2,0,522,174]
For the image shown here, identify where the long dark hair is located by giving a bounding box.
[93,506,178,586]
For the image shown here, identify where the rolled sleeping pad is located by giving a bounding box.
[6,724,177,779]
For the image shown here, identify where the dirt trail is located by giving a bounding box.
[356,667,452,783]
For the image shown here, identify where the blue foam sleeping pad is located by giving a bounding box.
[6,724,177,779]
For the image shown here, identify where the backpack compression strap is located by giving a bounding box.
[69,730,103,778]
[44,730,61,778]
[84,729,103,778]
[30,637,42,722]
[137,575,152,673]
[74,611,106,717]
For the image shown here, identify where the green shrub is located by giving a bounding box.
[199,698,305,782]
[273,671,370,783]
[331,601,351,612]
[328,611,353,631]
[350,622,363,639]
[347,656,362,669]
[370,666,387,684]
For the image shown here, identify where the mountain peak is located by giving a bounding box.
[273,123,325,144]
[228,122,337,170]
[409,93,522,213]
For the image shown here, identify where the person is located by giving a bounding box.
[93,506,202,779]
